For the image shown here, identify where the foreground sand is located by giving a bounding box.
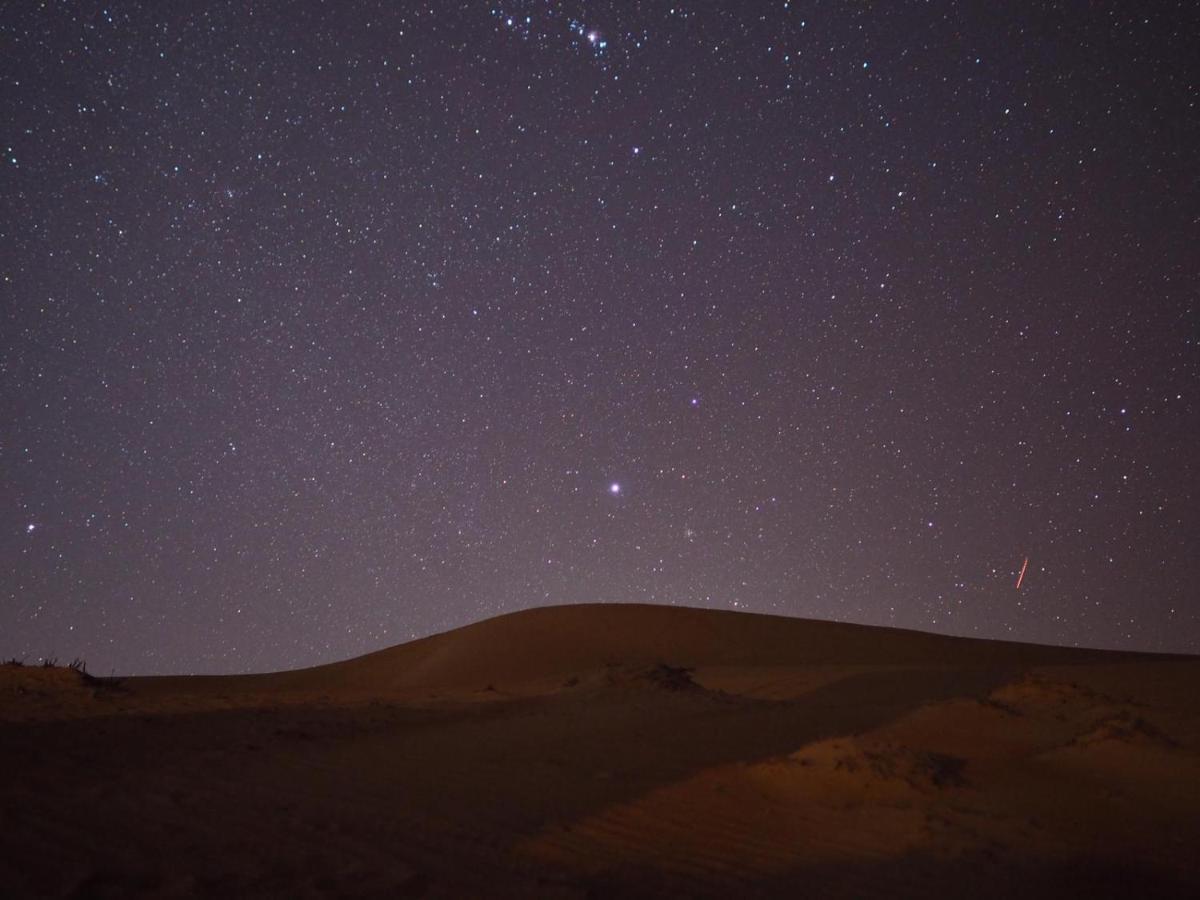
[3,604,1198,898]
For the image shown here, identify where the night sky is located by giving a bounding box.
[3,2,1198,675]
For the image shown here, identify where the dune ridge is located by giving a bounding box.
[134,603,1163,704]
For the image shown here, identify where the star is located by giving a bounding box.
[0,0,1193,675]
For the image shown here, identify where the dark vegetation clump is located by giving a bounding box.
[980,697,1022,717]
[3,654,123,692]
[644,663,699,692]
[1074,711,1177,748]
[68,657,125,691]
[914,751,968,788]
[854,747,968,789]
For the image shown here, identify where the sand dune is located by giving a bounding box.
[2,603,1198,898]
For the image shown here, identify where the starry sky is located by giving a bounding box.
[3,2,1198,675]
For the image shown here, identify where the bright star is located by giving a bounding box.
[610,482,621,495]
[26,523,36,533]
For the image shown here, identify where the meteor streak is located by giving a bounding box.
[1016,556,1029,590]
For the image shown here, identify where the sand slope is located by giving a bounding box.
[2,603,1198,898]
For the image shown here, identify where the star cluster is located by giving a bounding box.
[2,2,1197,673]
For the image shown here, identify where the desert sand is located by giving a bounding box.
[2,603,1198,898]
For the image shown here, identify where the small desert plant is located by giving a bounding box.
[3,657,25,667]
[914,751,968,788]
[65,657,124,690]
[980,697,1022,717]
[1073,712,1177,748]
[42,656,58,668]
[644,663,699,691]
